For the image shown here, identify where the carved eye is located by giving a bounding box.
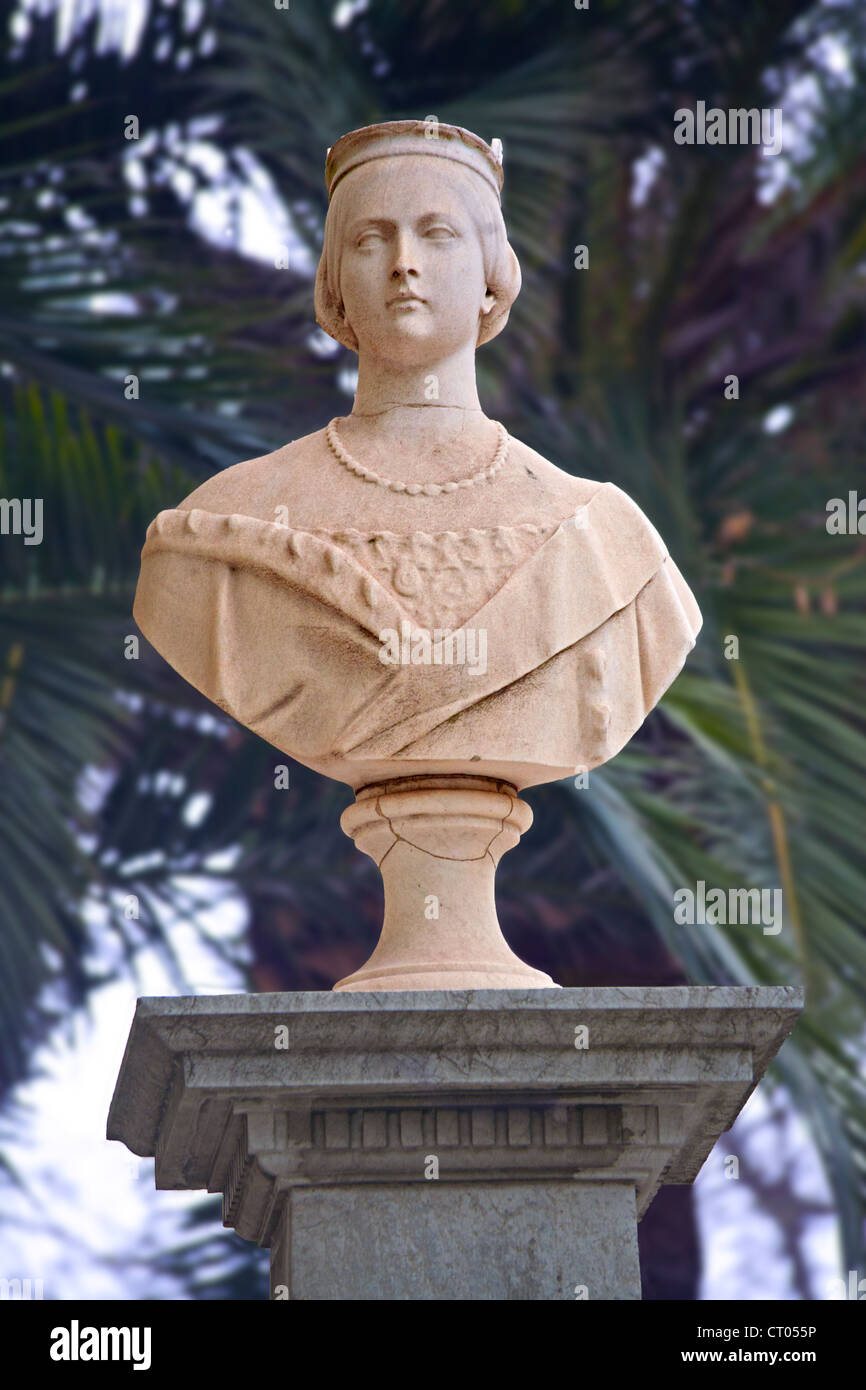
[356,230,384,248]
[425,225,456,239]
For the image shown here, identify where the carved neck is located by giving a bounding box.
[351,341,483,421]
[340,346,497,484]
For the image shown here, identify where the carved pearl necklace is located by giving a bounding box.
[326,418,508,496]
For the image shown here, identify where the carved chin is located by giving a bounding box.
[363,316,475,356]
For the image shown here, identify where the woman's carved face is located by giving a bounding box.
[337,157,496,366]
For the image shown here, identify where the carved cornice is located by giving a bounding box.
[107,988,804,1247]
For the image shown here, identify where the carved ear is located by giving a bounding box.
[480,287,496,317]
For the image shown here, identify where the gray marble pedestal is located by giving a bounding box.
[107,987,803,1300]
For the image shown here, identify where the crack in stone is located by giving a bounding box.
[372,791,516,865]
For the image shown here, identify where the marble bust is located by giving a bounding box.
[133,120,702,991]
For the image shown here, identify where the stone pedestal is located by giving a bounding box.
[336,776,555,991]
[107,987,803,1300]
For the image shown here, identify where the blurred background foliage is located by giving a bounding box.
[0,0,864,1298]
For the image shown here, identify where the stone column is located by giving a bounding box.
[107,986,803,1301]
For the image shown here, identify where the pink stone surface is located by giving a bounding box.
[132,121,702,990]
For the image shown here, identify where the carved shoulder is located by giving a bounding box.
[504,435,604,511]
[178,430,330,525]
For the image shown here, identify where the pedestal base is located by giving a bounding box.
[107,986,804,1301]
[335,777,556,990]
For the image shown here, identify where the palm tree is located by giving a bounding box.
[1,0,864,1294]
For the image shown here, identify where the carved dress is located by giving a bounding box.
[133,471,702,792]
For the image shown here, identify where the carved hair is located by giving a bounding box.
[314,159,521,353]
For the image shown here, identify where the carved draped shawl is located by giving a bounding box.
[133,481,701,789]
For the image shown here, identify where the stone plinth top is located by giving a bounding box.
[107,986,803,1236]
